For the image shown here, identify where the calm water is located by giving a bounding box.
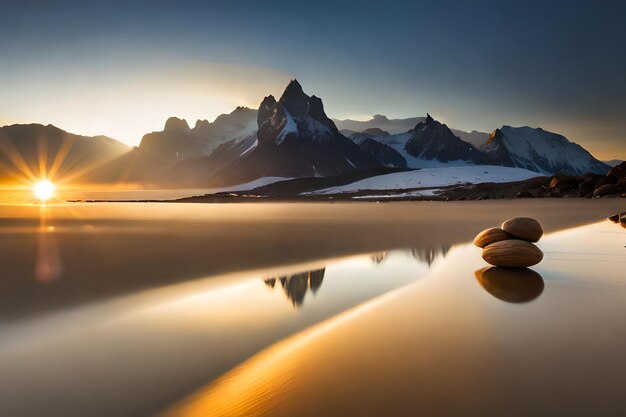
[0,200,624,417]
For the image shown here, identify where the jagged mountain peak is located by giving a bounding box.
[279,79,309,118]
[258,95,277,127]
[164,117,191,132]
[282,79,304,97]
[486,128,500,144]
[257,80,339,146]
[211,106,257,127]
[212,79,382,183]
[232,105,252,113]
[414,113,443,130]
[404,114,484,163]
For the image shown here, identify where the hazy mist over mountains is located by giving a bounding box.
[334,115,490,148]
[0,124,129,184]
[0,80,614,189]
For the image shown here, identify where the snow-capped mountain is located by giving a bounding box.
[481,126,610,176]
[353,136,407,168]
[214,80,381,184]
[164,133,257,186]
[193,106,258,152]
[4,81,615,190]
[88,107,258,183]
[139,106,257,160]
[404,114,485,164]
[352,114,484,169]
[334,114,490,147]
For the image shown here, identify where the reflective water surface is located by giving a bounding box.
[0,200,624,417]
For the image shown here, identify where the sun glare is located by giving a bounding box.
[34,180,56,201]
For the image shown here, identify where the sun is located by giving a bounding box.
[34,179,56,201]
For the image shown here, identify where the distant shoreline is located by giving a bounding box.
[66,173,626,203]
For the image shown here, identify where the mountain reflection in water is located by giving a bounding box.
[263,246,450,307]
[264,269,326,307]
[163,220,626,417]
[1,202,625,417]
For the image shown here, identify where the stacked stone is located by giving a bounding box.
[474,218,544,267]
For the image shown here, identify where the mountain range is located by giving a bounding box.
[0,79,612,190]
[335,115,490,148]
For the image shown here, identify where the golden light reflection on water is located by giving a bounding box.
[0,202,624,417]
[161,287,408,417]
[162,220,626,417]
[0,241,435,417]
[35,204,62,283]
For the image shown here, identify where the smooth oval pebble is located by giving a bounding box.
[501,217,543,242]
[473,227,512,248]
[482,239,543,267]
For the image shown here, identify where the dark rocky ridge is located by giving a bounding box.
[434,164,626,200]
[211,80,382,184]
[404,114,485,163]
[355,137,406,168]
[334,114,490,147]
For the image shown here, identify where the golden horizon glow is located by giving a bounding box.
[1,62,293,147]
[34,179,56,201]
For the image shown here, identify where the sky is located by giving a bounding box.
[1,0,625,159]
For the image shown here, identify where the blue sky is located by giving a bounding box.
[1,0,624,158]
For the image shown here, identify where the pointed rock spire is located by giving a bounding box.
[257,95,277,128]
[279,79,309,117]
[282,79,304,98]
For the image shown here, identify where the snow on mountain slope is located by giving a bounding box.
[403,114,485,164]
[309,166,542,195]
[333,114,490,147]
[482,126,609,175]
[368,132,475,169]
[348,132,406,168]
[219,176,292,192]
[194,106,258,153]
[220,80,381,183]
